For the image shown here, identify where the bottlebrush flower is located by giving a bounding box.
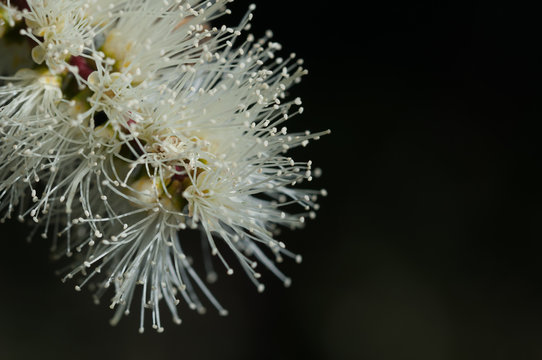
[0,0,329,333]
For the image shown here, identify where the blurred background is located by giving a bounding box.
[2,1,542,359]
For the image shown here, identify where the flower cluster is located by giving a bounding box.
[0,0,328,332]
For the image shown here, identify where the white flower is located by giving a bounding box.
[20,0,110,76]
[0,68,64,219]
[0,0,329,333]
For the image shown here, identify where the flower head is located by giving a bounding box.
[0,0,329,333]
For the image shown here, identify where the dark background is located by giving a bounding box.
[2,1,542,359]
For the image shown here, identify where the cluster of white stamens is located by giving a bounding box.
[0,0,328,333]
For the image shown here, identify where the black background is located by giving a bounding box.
[2,1,542,359]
